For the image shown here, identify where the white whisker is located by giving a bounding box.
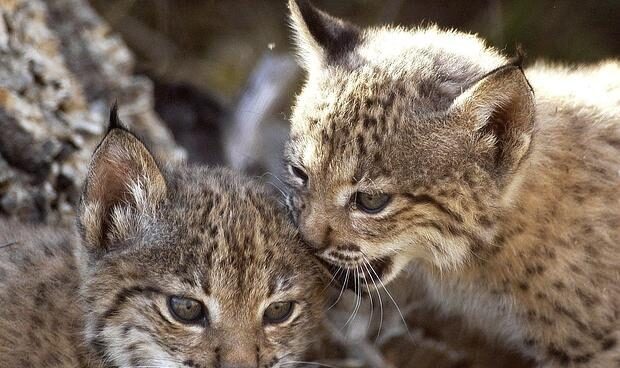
[278,360,339,368]
[360,260,375,334]
[322,265,342,293]
[343,267,360,329]
[363,254,412,340]
[362,259,384,342]
[327,268,348,310]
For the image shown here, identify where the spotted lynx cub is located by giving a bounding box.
[0,108,325,368]
[285,1,619,366]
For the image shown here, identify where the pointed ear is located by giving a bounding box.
[288,0,360,70]
[452,66,535,176]
[78,106,167,255]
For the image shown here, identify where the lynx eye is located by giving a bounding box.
[168,296,206,324]
[355,192,391,214]
[289,165,308,185]
[263,301,295,324]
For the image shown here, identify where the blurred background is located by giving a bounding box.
[90,0,620,175]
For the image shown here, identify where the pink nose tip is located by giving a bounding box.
[299,222,330,252]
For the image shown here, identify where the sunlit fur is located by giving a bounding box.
[0,124,325,367]
[285,1,619,366]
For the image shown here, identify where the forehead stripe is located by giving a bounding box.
[268,275,294,297]
[102,285,162,320]
[403,193,463,223]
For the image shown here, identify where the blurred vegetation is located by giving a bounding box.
[91,0,619,103]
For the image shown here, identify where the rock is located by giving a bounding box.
[0,0,184,224]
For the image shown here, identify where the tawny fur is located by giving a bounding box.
[0,116,325,368]
[285,1,619,366]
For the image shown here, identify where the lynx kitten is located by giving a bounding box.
[0,108,325,368]
[284,1,619,366]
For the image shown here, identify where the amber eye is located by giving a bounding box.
[289,165,308,185]
[263,301,295,324]
[355,192,391,214]
[168,296,206,324]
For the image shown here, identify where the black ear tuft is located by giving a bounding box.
[107,101,127,133]
[289,0,360,68]
[508,46,534,94]
[509,45,526,69]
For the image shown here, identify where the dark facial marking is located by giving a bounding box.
[255,345,261,367]
[601,337,617,351]
[322,226,333,247]
[572,353,594,364]
[525,264,546,276]
[575,288,598,307]
[547,345,571,365]
[337,243,360,252]
[553,281,566,290]
[201,281,211,296]
[183,359,204,368]
[403,193,463,223]
[214,346,221,368]
[102,286,163,320]
[328,251,357,262]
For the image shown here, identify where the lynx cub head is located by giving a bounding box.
[77,107,325,368]
[285,1,535,286]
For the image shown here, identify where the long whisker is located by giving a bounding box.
[353,267,364,324]
[362,259,384,342]
[139,356,186,365]
[352,266,364,328]
[278,360,339,368]
[259,172,290,203]
[361,262,374,333]
[260,171,288,188]
[327,268,349,310]
[321,265,342,293]
[134,357,183,367]
[266,182,288,204]
[363,254,413,340]
[343,267,360,328]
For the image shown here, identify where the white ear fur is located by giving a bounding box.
[78,123,166,253]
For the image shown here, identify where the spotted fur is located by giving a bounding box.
[285,1,620,366]
[0,109,325,368]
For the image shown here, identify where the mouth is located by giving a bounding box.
[318,256,393,291]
